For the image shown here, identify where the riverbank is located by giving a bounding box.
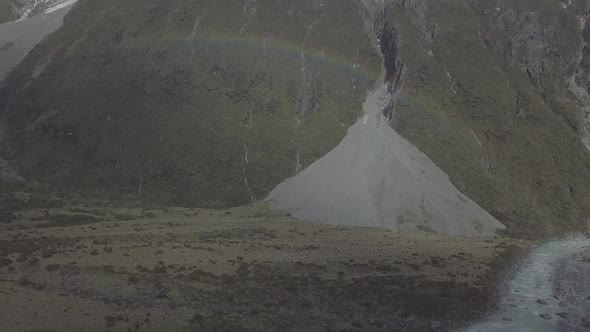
[0,203,529,331]
[464,239,590,332]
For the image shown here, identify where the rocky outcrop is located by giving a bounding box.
[570,7,590,149]
[11,0,76,21]
[373,0,590,236]
[468,0,590,148]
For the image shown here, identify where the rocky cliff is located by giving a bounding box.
[380,0,590,236]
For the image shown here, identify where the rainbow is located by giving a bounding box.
[202,30,381,81]
[108,29,381,82]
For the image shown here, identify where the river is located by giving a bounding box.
[464,239,590,332]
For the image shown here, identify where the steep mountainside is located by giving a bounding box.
[383,0,590,236]
[0,0,381,207]
[2,0,590,237]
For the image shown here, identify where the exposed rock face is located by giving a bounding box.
[11,0,76,21]
[268,85,505,236]
[377,0,590,236]
[0,0,76,23]
[570,10,590,150]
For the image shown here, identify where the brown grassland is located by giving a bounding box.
[0,203,529,331]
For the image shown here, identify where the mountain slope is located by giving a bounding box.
[0,0,381,207]
[2,0,590,237]
[380,0,590,236]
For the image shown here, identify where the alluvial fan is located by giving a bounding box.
[267,84,505,237]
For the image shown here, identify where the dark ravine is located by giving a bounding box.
[383,0,590,237]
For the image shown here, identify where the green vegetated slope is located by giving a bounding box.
[3,0,590,238]
[386,0,590,236]
[0,0,381,207]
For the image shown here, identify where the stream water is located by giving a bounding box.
[464,239,590,332]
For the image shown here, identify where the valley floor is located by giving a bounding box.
[0,204,528,331]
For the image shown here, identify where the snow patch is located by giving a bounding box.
[0,0,73,79]
[44,0,77,14]
[14,0,76,21]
